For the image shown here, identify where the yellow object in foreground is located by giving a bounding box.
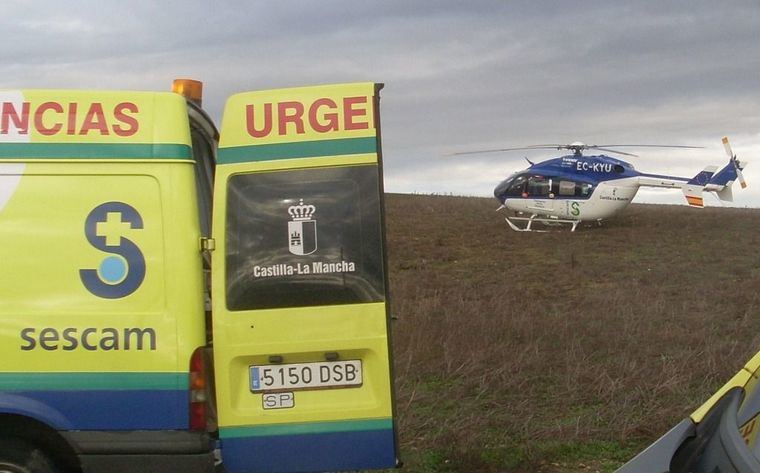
[616,349,760,472]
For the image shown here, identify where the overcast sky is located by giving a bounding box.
[3,0,759,207]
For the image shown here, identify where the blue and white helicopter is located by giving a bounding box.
[463,138,747,231]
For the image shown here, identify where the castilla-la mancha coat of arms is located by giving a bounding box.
[287,199,317,256]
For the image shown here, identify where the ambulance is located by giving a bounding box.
[616,350,760,472]
[0,80,398,473]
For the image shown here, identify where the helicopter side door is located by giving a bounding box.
[525,175,555,214]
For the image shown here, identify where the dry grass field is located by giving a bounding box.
[384,193,760,472]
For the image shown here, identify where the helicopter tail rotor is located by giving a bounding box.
[705,137,748,202]
[722,136,747,189]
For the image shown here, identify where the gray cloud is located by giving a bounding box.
[2,1,758,206]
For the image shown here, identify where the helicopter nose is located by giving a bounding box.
[494,179,509,200]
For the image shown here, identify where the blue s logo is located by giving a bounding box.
[80,202,146,299]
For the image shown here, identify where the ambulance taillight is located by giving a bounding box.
[189,346,214,431]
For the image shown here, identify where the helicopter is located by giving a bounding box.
[457,138,747,232]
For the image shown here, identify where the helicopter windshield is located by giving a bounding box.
[506,175,527,195]
[494,173,519,197]
[496,173,595,199]
[502,174,550,197]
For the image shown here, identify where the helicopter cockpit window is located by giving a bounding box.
[578,183,593,196]
[527,176,550,196]
[559,181,575,196]
[505,175,528,196]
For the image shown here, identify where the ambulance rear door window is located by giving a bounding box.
[225,165,385,311]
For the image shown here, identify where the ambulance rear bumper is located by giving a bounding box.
[64,430,217,473]
[78,452,216,473]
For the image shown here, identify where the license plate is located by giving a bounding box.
[250,360,362,392]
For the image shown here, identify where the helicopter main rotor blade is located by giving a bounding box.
[449,145,565,156]
[593,144,705,149]
[449,143,703,157]
[591,147,639,157]
[587,144,704,157]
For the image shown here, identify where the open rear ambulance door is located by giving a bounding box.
[210,83,398,473]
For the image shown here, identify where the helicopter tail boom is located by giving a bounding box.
[687,166,717,186]
[663,137,748,206]
[681,166,717,207]
[708,160,747,188]
[704,160,747,203]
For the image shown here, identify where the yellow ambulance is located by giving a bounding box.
[0,81,398,473]
[616,350,760,472]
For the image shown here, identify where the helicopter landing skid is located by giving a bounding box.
[505,215,581,232]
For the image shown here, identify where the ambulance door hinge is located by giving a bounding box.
[200,237,216,252]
